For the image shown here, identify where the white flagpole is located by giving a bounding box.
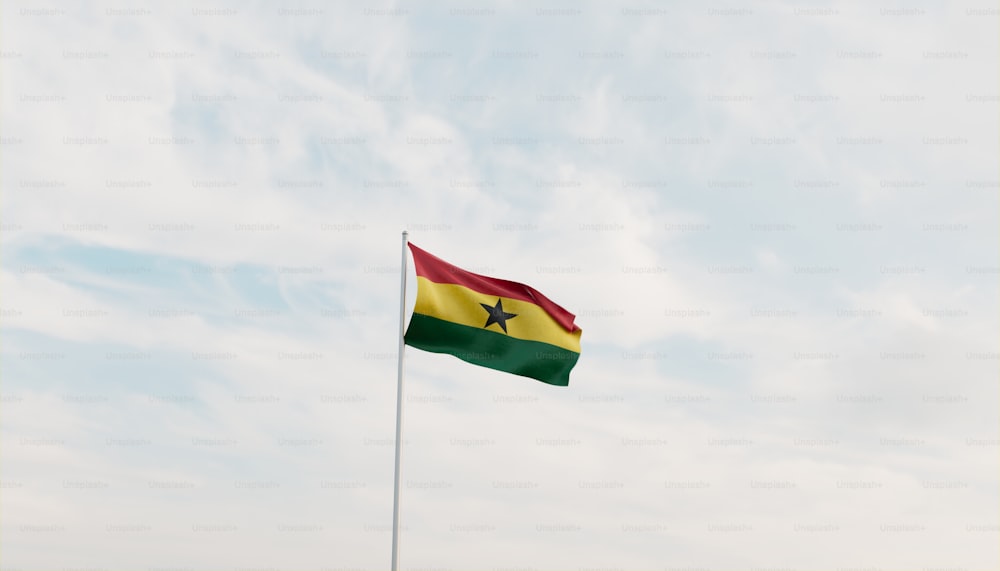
[391,230,409,571]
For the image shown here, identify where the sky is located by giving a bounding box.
[1,1,998,570]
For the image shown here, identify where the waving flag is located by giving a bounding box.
[404,243,582,386]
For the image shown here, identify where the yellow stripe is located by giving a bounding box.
[412,277,581,353]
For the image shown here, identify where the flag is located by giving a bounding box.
[404,243,582,386]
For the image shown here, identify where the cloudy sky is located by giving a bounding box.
[1,1,997,570]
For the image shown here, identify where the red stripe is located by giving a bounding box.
[408,242,580,332]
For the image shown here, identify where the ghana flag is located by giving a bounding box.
[404,243,582,386]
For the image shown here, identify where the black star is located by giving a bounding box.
[480,298,518,334]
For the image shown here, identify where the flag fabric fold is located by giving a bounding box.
[403,243,582,386]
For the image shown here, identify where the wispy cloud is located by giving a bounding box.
[1,1,997,569]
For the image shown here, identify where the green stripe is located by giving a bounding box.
[404,313,579,387]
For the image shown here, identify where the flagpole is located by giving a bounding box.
[391,230,408,571]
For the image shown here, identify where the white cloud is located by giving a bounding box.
[1,1,997,569]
